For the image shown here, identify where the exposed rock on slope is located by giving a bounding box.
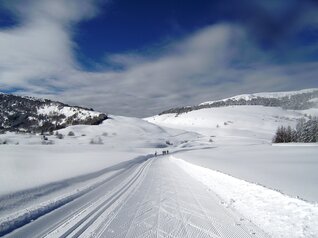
[159,88,318,116]
[0,93,108,133]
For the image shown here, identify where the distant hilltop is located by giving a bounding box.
[0,93,108,133]
[159,88,318,116]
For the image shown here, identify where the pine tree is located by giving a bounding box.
[273,116,318,143]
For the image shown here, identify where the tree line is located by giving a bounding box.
[273,116,318,143]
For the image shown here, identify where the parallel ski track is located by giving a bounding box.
[2,155,269,238]
[42,158,152,238]
[96,157,269,238]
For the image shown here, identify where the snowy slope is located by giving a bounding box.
[0,93,107,133]
[146,105,307,142]
[146,88,318,142]
[144,88,318,238]
[158,88,318,116]
[200,88,318,105]
[0,116,219,237]
[0,115,202,195]
[144,90,318,198]
[172,145,318,202]
[1,89,318,237]
[172,156,318,238]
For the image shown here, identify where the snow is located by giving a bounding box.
[0,154,153,237]
[146,105,306,141]
[37,104,101,122]
[0,115,199,147]
[145,99,318,237]
[3,157,268,238]
[145,104,318,201]
[0,116,208,236]
[171,156,318,238]
[309,98,318,103]
[300,108,318,117]
[0,146,141,195]
[1,89,318,237]
[87,158,267,238]
[0,116,201,195]
[199,88,318,106]
[170,145,318,202]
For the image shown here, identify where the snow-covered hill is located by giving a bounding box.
[158,88,318,116]
[0,115,202,195]
[146,88,318,142]
[0,93,108,133]
[200,88,318,105]
[1,90,318,238]
[145,88,318,204]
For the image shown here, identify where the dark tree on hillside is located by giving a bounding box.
[272,125,296,143]
[273,117,318,143]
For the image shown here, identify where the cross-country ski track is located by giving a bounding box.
[1,155,268,238]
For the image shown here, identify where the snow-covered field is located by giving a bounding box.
[145,104,318,237]
[0,146,144,196]
[1,100,317,237]
[172,145,318,202]
[146,105,305,141]
[171,156,318,238]
[0,116,216,237]
[146,105,318,201]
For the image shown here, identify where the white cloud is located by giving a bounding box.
[0,0,317,117]
[0,0,97,91]
[57,24,318,117]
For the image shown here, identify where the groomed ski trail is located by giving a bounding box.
[89,157,268,238]
[3,156,268,238]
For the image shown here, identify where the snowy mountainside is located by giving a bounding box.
[54,115,202,149]
[146,106,306,142]
[159,88,318,116]
[200,88,318,105]
[0,93,107,133]
[0,115,204,194]
[146,89,318,142]
[0,115,204,148]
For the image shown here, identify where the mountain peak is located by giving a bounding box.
[159,88,318,116]
[0,93,108,133]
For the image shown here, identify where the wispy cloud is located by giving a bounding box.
[0,0,318,117]
[0,0,98,91]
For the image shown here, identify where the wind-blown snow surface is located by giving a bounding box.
[0,147,140,195]
[172,145,318,202]
[0,115,200,196]
[146,105,305,141]
[145,105,318,201]
[0,115,213,236]
[171,157,318,238]
[145,102,318,237]
[1,98,317,237]
[199,88,318,106]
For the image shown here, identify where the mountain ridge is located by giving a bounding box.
[0,93,108,133]
[158,88,318,116]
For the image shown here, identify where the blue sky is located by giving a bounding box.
[0,0,318,116]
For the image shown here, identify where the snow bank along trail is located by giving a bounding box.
[2,156,267,238]
[172,156,318,238]
[90,157,267,238]
[1,155,152,237]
